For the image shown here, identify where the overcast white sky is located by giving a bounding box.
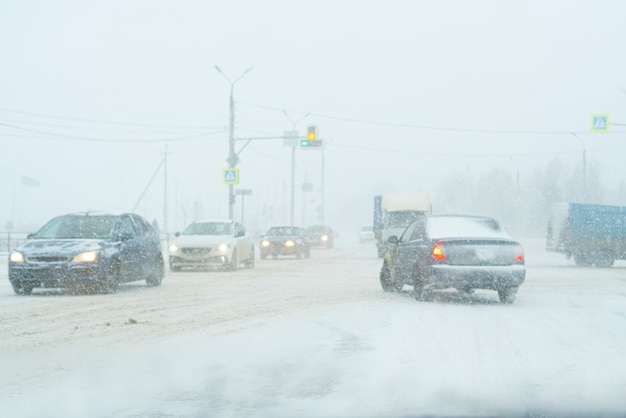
[1,0,625,232]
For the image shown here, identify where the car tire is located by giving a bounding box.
[245,247,255,268]
[101,261,121,294]
[304,248,311,258]
[146,254,164,286]
[260,252,267,260]
[595,254,615,268]
[573,252,592,267]
[228,252,238,271]
[380,262,403,292]
[414,280,425,301]
[498,287,518,304]
[12,282,34,295]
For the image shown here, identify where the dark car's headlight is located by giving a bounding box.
[9,251,24,263]
[169,244,179,253]
[285,240,295,247]
[261,240,270,248]
[72,251,100,263]
[321,234,328,242]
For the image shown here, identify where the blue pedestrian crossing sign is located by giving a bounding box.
[591,114,609,132]
[223,168,239,185]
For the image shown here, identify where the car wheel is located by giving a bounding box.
[498,287,518,304]
[12,282,34,295]
[260,252,267,260]
[380,262,402,292]
[146,254,164,286]
[595,254,615,268]
[573,252,592,267]
[245,247,255,268]
[305,248,311,258]
[228,252,238,271]
[414,280,425,301]
[101,261,121,294]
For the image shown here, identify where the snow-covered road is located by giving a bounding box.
[1,238,626,417]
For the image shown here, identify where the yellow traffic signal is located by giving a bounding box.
[307,126,317,141]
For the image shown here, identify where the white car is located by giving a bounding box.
[169,220,255,271]
[359,225,375,243]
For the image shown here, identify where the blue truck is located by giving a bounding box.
[546,202,626,267]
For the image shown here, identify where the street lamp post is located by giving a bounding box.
[283,110,310,226]
[571,132,587,202]
[215,65,254,220]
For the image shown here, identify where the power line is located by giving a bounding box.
[239,101,625,136]
[0,107,220,130]
[0,122,225,144]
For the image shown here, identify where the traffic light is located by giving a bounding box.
[300,125,322,148]
[307,125,317,141]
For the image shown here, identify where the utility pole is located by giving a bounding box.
[215,65,254,220]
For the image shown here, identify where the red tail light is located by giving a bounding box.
[431,241,447,261]
[514,244,525,264]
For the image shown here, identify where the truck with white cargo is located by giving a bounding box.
[373,193,431,258]
[546,202,626,267]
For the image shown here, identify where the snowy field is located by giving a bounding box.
[1,237,626,417]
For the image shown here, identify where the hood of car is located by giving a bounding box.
[173,234,233,247]
[16,239,104,256]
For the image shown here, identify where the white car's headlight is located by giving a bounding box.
[217,243,229,252]
[285,240,295,247]
[261,240,270,248]
[321,234,328,241]
[9,251,24,263]
[169,244,179,253]
[72,251,100,263]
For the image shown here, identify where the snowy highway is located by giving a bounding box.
[1,237,626,417]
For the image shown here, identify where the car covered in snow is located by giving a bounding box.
[259,226,311,259]
[306,224,334,248]
[168,220,254,271]
[359,225,375,243]
[8,211,164,295]
[380,215,525,303]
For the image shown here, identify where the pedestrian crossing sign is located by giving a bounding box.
[223,168,239,185]
[591,114,609,132]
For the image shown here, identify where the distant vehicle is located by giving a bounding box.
[306,225,334,248]
[546,202,626,267]
[8,212,164,295]
[359,225,375,243]
[373,192,431,258]
[260,226,311,259]
[380,215,525,304]
[168,220,254,271]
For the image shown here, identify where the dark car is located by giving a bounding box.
[380,215,525,304]
[259,226,311,259]
[306,225,334,248]
[8,212,164,295]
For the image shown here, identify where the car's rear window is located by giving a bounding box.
[427,217,510,239]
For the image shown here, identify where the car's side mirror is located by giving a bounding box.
[387,236,399,245]
[117,232,135,241]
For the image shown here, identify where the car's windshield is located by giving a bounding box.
[385,211,423,228]
[32,215,117,239]
[182,222,232,236]
[307,225,328,233]
[266,227,296,236]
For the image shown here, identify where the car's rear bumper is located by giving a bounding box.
[425,264,526,290]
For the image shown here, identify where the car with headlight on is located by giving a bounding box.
[8,211,164,295]
[380,215,525,304]
[168,220,254,271]
[359,225,375,243]
[306,224,335,248]
[259,226,311,259]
